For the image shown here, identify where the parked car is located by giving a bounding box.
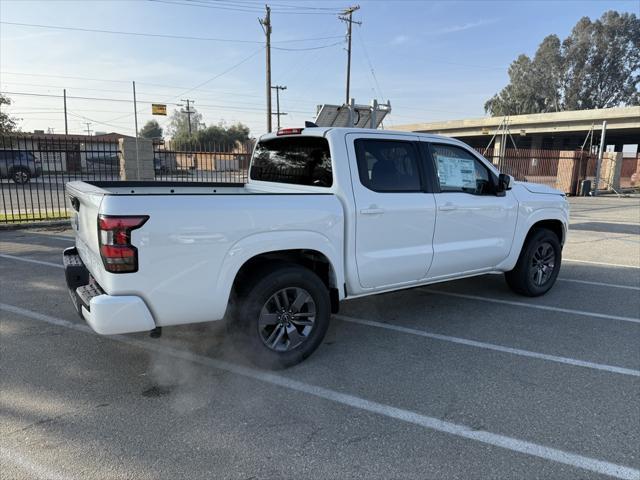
[85,154,119,174]
[0,149,42,183]
[63,127,569,368]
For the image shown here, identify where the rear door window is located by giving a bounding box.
[354,139,421,192]
[250,136,332,187]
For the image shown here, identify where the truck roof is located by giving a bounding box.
[258,127,464,145]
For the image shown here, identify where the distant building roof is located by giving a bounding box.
[25,132,131,142]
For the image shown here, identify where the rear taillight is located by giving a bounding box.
[98,215,148,273]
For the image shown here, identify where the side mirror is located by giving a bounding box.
[498,173,513,193]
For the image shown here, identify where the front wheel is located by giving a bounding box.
[228,264,331,369]
[505,228,561,297]
[12,167,31,184]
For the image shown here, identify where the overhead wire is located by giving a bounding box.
[1,90,313,115]
[0,71,264,99]
[272,40,344,51]
[167,46,264,99]
[0,21,344,44]
[191,0,340,11]
[150,0,341,15]
[355,28,385,101]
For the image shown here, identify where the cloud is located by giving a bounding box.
[391,34,409,45]
[434,18,499,35]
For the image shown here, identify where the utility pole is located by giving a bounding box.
[133,81,140,179]
[181,99,194,135]
[259,5,272,132]
[339,5,361,105]
[63,89,68,135]
[270,85,287,130]
[84,122,92,136]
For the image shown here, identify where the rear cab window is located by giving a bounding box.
[250,136,333,187]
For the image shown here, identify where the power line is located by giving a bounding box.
[190,0,340,12]
[150,0,341,15]
[272,40,344,51]
[0,20,344,43]
[168,46,264,99]
[355,28,385,100]
[2,90,313,115]
[0,71,264,98]
[2,90,180,105]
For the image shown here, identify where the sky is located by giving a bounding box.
[0,0,638,137]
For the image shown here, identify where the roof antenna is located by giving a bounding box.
[305,121,318,128]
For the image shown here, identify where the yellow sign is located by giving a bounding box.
[152,104,167,116]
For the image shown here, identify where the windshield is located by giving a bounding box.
[250,136,332,187]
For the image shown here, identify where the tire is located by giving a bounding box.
[227,263,331,369]
[505,228,561,297]
[11,167,31,184]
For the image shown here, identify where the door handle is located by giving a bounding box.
[439,203,457,211]
[360,207,384,215]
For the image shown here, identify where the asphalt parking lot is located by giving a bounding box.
[1,195,639,480]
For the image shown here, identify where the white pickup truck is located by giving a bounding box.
[64,127,569,367]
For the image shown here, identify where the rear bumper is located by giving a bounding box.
[63,247,156,335]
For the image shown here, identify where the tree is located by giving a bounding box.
[485,11,639,115]
[0,94,20,133]
[139,120,163,139]
[193,122,251,149]
[167,106,203,142]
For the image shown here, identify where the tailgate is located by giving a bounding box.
[66,181,106,278]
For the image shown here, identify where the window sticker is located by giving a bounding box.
[436,156,476,188]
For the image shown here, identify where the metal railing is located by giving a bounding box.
[0,135,256,224]
[477,148,599,194]
[153,140,252,184]
[0,134,120,224]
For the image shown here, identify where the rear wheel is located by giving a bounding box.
[505,228,561,297]
[11,167,31,184]
[228,264,331,369]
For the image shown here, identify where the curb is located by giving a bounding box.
[0,219,70,231]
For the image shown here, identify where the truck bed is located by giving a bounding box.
[65,179,344,328]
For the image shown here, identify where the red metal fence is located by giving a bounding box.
[474,148,639,194]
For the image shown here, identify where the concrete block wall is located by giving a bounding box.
[119,137,155,181]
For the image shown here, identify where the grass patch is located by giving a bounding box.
[0,211,70,222]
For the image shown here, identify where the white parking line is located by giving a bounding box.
[0,253,63,269]
[4,249,640,293]
[1,303,638,480]
[421,289,640,325]
[36,235,74,242]
[558,278,640,291]
[564,258,640,269]
[12,233,74,242]
[335,314,640,377]
[0,446,74,480]
[4,248,640,295]
[1,251,637,375]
